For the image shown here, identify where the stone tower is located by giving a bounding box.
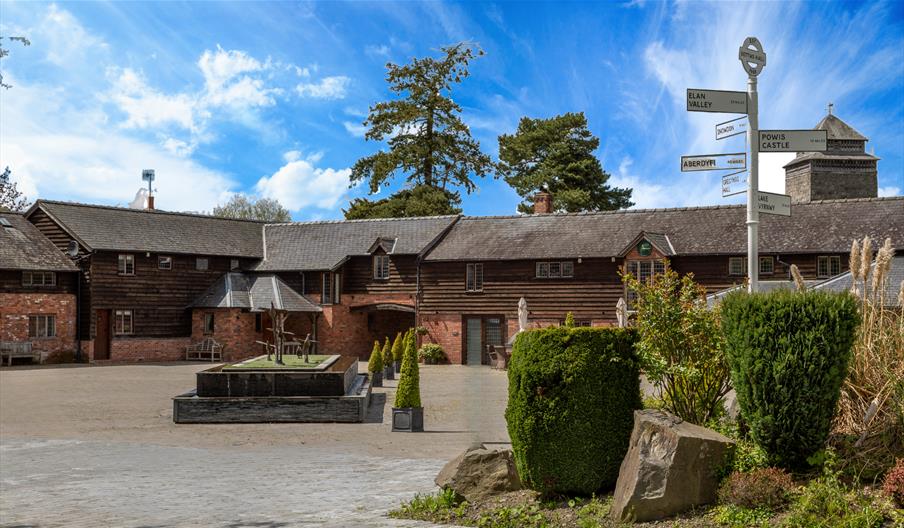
[783,109,879,204]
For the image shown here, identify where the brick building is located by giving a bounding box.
[0,212,79,363]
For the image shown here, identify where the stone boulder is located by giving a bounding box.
[610,410,735,522]
[435,444,521,502]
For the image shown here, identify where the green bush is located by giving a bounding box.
[381,336,393,366]
[505,327,641,495]
[395,330,421,408]
[721,290,859,469]
[418,343,446,362]
[391,332,405,362]
[782,470,894,527]
[622,266,731,425]
[367,340,382,373]
[718,468,795,510]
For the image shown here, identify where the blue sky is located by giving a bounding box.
[1,1,902,219]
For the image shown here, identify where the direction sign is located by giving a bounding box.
[721,170,747,197]
[739,37,766,77]
[687,88,747,114]
[681,152,747,172]
[758,130,827,152]
[757,191,791,217]
[716,116,748,140]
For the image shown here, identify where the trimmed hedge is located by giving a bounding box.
[721,290,859,469]
[367,340,383,373]
[505,327,642,495]
[381,337,393,366]
[392,332,405,362]
[395,330,422,408]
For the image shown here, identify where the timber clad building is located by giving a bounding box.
[2,113,903,365]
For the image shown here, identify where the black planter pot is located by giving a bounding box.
[391,406,424,432]
[370,371,383,388]
[424,358,436,365]
[394,360,401,374]
[383,365,394,380]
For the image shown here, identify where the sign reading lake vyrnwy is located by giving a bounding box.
[687,89,748,114]
[716,116,748,140]
[721,170,747,197]
[757,191,791,217]
[758,130,828,152]
[681,152,747,172]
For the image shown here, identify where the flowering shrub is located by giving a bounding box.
[718,468,795,510]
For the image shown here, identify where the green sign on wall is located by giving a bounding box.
[638,240,652,256]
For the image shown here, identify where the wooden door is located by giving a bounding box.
[95,310,111,360]
[465,318,482,365]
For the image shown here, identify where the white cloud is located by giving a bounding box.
[365,44,390,58]
[878,186,901,197]
[283,150,302,163]
[296,76,350,99]
[109,68,198,131]
[255,159,352,211]
[343,121,368,138]
[198,46,265,90]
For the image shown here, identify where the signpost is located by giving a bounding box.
[739,37,766,293]
[757,191,791,216]
[716,116,748,140]
[687,89,748,114]
[680,153,746,172]
[722,170,747,197]
[758,129,827,152]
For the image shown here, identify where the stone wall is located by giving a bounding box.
[0,292,77,363]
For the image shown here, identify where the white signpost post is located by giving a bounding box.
[680,153,747,172]
[758,130,828,152]
[739,37,766,293]
[757,191,791,216]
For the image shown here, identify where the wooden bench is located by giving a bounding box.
[0,341,42,366]
[185,337,223,362]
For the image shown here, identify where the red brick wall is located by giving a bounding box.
[108,337,191,362]
[315,293,416,359]
[420,313,463,364]
[190,309,261,362]
[0,292,77,363]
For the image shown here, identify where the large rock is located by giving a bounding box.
[610,410,735,522]
[435,444,521,502]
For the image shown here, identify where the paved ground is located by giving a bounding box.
[0,362,510,527]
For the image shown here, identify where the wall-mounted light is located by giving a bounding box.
[577,257,583,264]
[611,257,616,263]
[146,252,151,258]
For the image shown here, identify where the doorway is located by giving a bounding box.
[464,316,505,365]
[95,309,111,360]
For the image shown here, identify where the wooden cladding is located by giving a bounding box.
[0,270,77,294]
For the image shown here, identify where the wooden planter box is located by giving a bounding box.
[392,406,424,432]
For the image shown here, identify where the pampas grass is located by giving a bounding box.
[790,264,807,291]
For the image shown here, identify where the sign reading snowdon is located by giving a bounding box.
[681,152,747,172]
[758,129,828,152]
[757,191,791,217]
[687,88,748,114]
[716,116,748,140]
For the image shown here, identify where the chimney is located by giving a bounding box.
[147,195,155,210]
[533,191,552,214]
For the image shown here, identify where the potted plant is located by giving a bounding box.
[417,343,446,365]
[392,331,423,432]
[381,337,394,380]
[391,331,405,374]
[367,340,383,388]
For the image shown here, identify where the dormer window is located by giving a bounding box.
[373,255,390,280]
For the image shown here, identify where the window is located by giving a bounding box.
[560,318,591,327]
[22,271,56,286]
[254,313,263,332]
[817,255,841,278]
[759,256,774,274]
[114,310,133,335]
[729,257,746,276]
[196,258,209,271]
[118,254,135,275]
[373,255,390,279]
[158,256,173,270]
[230,259,240,270]
[536,261,575,278]
[203,313,215,334]
[321,272,340,304]
[28,315,55,338]
[625,259,667,306]
[466,263,483,292]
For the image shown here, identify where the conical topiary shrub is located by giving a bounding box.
[367,340,383,387]
[392,330,423,431]
[391,332,405,373]
[381,336,394,380]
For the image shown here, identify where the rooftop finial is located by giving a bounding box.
[827,102,834,116]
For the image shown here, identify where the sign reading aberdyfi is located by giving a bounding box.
[758,130,828,152]
[686,89,748,114]
[680,152,747,172]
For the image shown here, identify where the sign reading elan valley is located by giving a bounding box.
[681,152,747,172]
[758,130,828,152]
[687,88,748,114]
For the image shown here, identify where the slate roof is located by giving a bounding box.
[0,212,78,271]
[811,254,904,307]
[30,200,264,258]
[815,114,868,141]
[256,215,458,271]
[783,151,879,168]
[424,197,904,261]
[191,272,321,312]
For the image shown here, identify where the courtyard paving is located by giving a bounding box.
[0,362,510,527]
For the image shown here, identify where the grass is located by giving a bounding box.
[226,354,331,369]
